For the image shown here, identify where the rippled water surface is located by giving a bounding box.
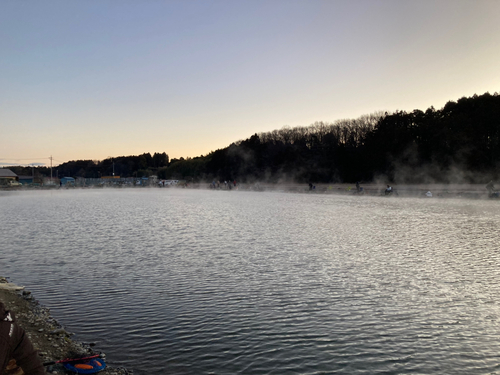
[2,188,500,374]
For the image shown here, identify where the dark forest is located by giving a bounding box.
[8,92,500,184]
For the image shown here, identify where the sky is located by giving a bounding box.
[1,0,500,166]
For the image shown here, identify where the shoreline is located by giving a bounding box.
[1,182,497,199]
[0,277,133,374]
[201,182,497,199]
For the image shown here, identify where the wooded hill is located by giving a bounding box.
[8,92,500,184]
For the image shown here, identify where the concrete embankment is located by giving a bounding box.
[210,182,494,199]
[1,182,495,199]
[0,277,133,374]
[306,183,493,198]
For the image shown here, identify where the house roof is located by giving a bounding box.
[0,169,17,178]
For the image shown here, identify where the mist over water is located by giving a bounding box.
[1,189,500,374]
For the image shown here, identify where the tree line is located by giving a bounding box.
[7,92,500,184]
[162,92,500,184]
[8,152,169,180]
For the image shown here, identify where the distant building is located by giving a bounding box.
[18,175,34,185]
[60,177,75,186]
[0,169,20,187]
[42,177,58,186]
[0,168,18,181]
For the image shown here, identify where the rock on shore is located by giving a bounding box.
[0,277,133,374]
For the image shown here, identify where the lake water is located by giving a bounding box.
[1,188,500,374]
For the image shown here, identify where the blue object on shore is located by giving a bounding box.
[63,358,106,374]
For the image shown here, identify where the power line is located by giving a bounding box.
[0,157,50,161]
[0,157,67,166]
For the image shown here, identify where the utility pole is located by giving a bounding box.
[49,155,53,183]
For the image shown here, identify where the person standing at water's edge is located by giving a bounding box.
[0,302,45,374]
[486,180,499,198]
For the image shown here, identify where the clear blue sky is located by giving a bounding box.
[1,0,499,166]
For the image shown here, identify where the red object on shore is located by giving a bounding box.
[43,353,104,366]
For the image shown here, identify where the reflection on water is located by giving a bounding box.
[2,189,500,374]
